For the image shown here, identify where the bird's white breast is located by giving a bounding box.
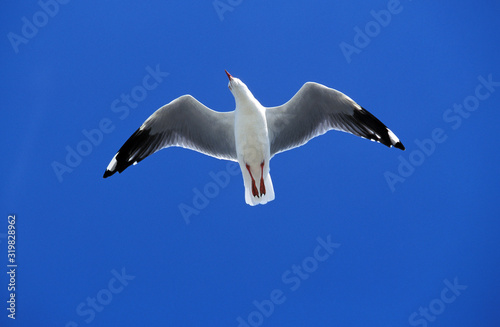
[234,101,270,166]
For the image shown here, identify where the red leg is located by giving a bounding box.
[246,164,259,197]
[259,161,266,196]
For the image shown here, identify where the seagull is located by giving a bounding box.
[103,71,405,206]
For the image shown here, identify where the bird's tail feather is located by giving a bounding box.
[244,173,275,206]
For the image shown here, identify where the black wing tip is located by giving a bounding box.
[103,155,137,179]
[356,107,405,151]
[103,169,115,178]
[102,127,153,179]
[394,141,405,151]
[103,160,135,178]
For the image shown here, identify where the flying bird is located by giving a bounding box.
[103,71,405,206]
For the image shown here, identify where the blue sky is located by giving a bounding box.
[1,1,500,326]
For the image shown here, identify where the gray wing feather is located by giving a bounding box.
[103,95,236,177]
[266,82,405,157]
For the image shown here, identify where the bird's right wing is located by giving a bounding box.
[103,95,237,178]
[266,82,405,157]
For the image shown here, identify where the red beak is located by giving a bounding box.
[225,70,232,80]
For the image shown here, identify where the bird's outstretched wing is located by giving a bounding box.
[265,82,405,157]
[103,95,237,178]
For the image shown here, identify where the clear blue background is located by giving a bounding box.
[1,1,499,326]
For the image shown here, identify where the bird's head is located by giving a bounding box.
[225,70,251,100]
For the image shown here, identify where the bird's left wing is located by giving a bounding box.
[103,95,237,178]
[266,82,405,157]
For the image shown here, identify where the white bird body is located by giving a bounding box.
[231,75,274,205]
[103,71,405,206]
